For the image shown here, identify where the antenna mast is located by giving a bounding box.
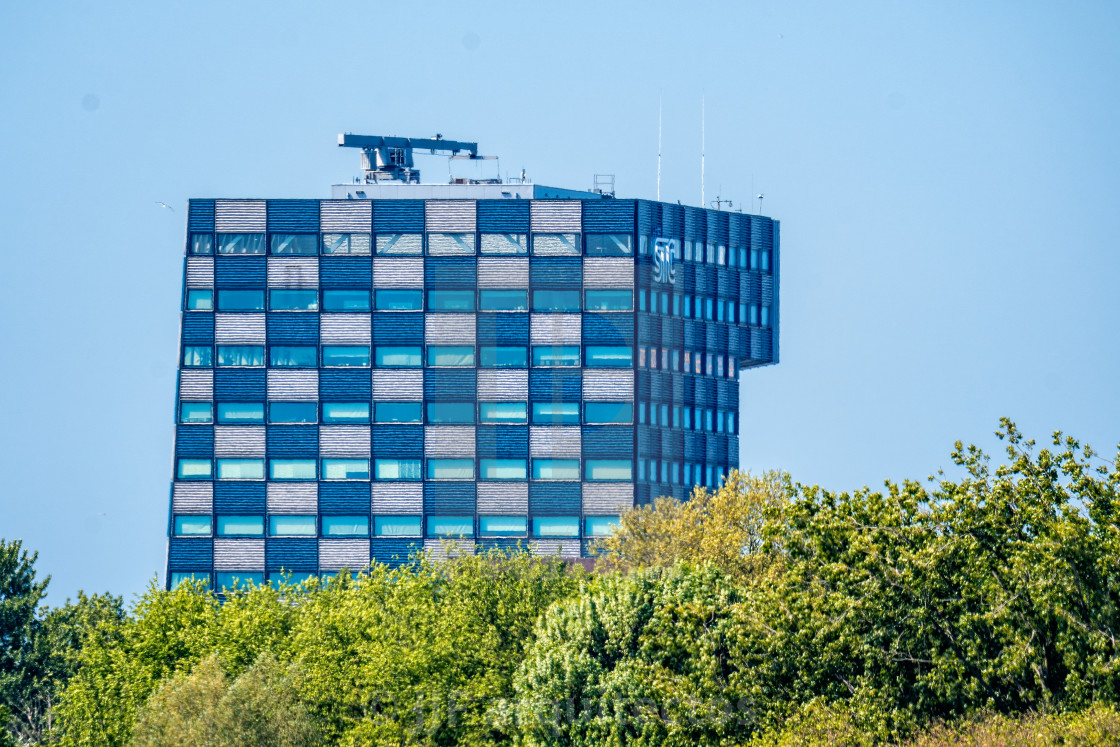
[701,93,706,208]
[657,92,662,202]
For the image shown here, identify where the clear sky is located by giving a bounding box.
[2,1,1118,603]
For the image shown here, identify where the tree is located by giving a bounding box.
[0,539,48,741]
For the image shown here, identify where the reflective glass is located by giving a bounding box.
[478,402,527,424]
[269,515,316,536]
[427,233,476,255]
[479,459,527,480]
[322,346,370,367]
[584,402,632,424]
[479,516,527,536]
[173,516,211,536]
[216,572,263,589]
[426,459,475,479]
[585,459,632,481]
[216,515,264,536]
[190,234,213,254]
[479,289,528,311]
[427,516,474,537]
[584,516,619,537]
[170,572,209,589]
[182,346,212,367]
[217,346,265,367]
[427,290,475,311]
[268,402,317,423]
[532,516,579,538]
[269,459,317,480]
[375,233,422,255]
[531,402,579,425]
[532,233,579,255]
[375,516,422,536]
[216,459,265,480]
[269,234,317,255]
[374,459,422,480]
[375,346,421,367]
[584,234,633,256]
[322,459,370,480]
[585,346,632,367]
[427,346,475,367]
[186,289,213,310]
[269,346,317,367]
[532,289,580,312]
[374,402,422,423]
[584,289,632,311]
[217,233,265,255]
[322,516,369,537]
[479,346,527,368]
[375,289,422,310]
[322,290,370,312]
[217,290,264,311]
[426,402,474,424]
[480,233,527,255]
[269,290,319,311]
[180,403,213,423]
[532,459,580,480]
[322,233,371,255]
[321,402,369,423]
[176,459,211,480]
[532,346,580,367]
[216,403,264,423]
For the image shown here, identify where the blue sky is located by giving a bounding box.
[2,1,1118,603]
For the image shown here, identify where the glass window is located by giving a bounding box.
[584,402,632,424]
[376,233,422,255]
[584,234,633,256]
[322,233,371,255]
[374,458,422,480]
[532,233,579,256]
[169,572,209,589]
[480,233,527,255]
[190,233,213,254]
[322,459,370,480]
[479,459,527,480]
[426,459,475,480]
[704,298,714,321]
[375,346,421,367]
[532,459,580,480]
[322,290,370,312]
[217,515,264,536]
[186,289,213,310]
[427,516,474,538]
[716,300,725,322]
[427,290,475,311]
[270,234,317,255]
[532,289,580,312]
[180,403,213,424]
[479,402,527,424]
[216,403,264,424]
[585,346,632,367]
[761,305,771,328]
[479,516,527,537]
[269,290,318,311]
[584,516,619,537]
[760,250,771,272]
[217,233,265,255]
[375,289,422,311]
[375,516,422,537]
[426,402,474,424]
[216,459,265,480]
[585,459,632,481]
[269,402,316,424]
[479,346,527,368]
[584,289,632,311]
[374,402,422,423]
[217,290,264,311]
[323,346,371,367]
[269,459,317,480]
[427,346,475,367]
[479,289,528,311]
[182,346,212,367]
[321,402,369,423]
[532,402,579,425]
[532,346,580,367]
[427,233,476,255]
[215,572,263,589]
[173,516,211,536]
[532,517,579,538]
[217,346,265,367]
[269,515,316,536]
[270,346,317,367]
[176,458,211,480]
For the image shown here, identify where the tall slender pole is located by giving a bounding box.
[657,92,662,202]
[701,92,706,208]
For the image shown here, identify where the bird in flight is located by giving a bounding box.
[156,201,174,211]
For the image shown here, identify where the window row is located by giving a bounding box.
[181,401,633,425]
[189,232,633,257]
[637,402,738,434]
[638,460,731,489]
[182,345,634,369]
[173,514,619,539]
[639,290,771,327]
[176,458,634,482]
[186,288,634,313]
[638,236,773,272]
[638,348,739,379]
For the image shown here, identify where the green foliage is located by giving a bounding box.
[0,539,49,713]
[904,704,1120,746]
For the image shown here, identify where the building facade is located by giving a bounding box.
[166,188,778,588]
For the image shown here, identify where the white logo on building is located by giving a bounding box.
[652,238,679,284]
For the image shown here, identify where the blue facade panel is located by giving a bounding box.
[424,482,476,514]
[529,483,581,514]
[529,370,581,402]
[214,482,266,513]
[477,314,528,344]
[214,257,266,288]
[320,257,371,288]
[188,200,215,232]
[371,538,420,566]
[266,540,318,572]
[267,314,319,344]
[168,538,213,569]
[320,370,370,400]
[477,200,529,232]
[582,200,636,232]
[530,258,581,287]
[266,426,318,457]
[182,314,214,344]
[372,426,423,456]
[214,370,266,401]
[175,425,213,457]
[477,426,527,458]
[425,370,475,401]
[267,200,319,232]
[372,200,424,231]
[319,483,370,514]
[425,258,476,287]
[373,314,422,344]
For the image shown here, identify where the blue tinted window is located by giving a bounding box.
[217,346,264,367]
[532,459,580,480]
[269,515,316,536]
[532,346,580,367]
[216,459,264,480]
[268,402,316,423]
[584,289,632,311]
[216,572,263,590]
[532,289,580,312]
[479,459,527,480]
[532,233,579,256]
[427,346,475,367]
[322,233,371,255]
[270,290,318,311]
[321,402,369,423]
[269,459,317,480]
[217,233,265,255]
[186,289,213,310]
[426,459,475,480]
[374,402,422,423]
[217,290,264,311]
[478,402,527,424]
[270,346,317,367]
[584,234,632,256]
[190,234,213,254]
[173,516,211,536]
[585,346,632,367]
[182,346,212,367]
[176,459,211,480]
[585,459,632,481]
[375,346,421,367]
[322,346,370,367]
[322,459,370,480]
[479,346,527,368]
[270,234,317,255]
[427,516,474,538]
[323,290,370,312]
[216,403,264,423]
[374,459,422,480]
[480,233,527,255]
[169,572,210,589]
[584,402,633,424]
[216,516,264,536]
[427,290,475,311]
[375,516,422,536]
[479,516,527,536]
[532,517,579,538]
[180,403,213,423]
[531,402,579,425]
[479,289,528,311]
[585,516,619,537]
[426,402,474,424]
[375,289,422,310]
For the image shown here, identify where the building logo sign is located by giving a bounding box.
[652,238,679,285]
